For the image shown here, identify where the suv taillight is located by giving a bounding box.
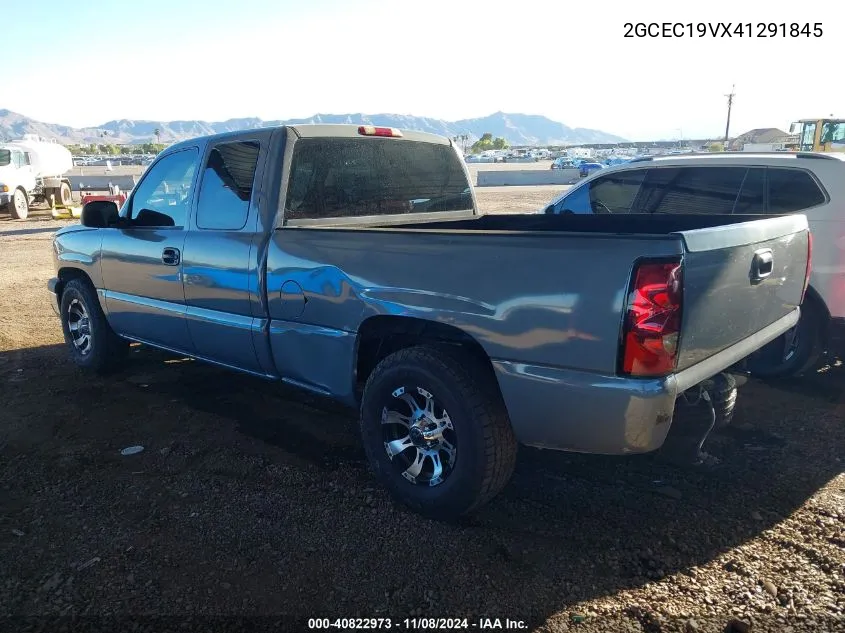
[620,259,683,377]
[802,231,813,302]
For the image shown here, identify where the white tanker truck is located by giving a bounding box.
[0,134,74,219]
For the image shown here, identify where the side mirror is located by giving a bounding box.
[789,122,798,135]
[81,200,120,228]
[544,204,556,215]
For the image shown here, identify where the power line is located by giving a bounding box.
[724,84,736,144]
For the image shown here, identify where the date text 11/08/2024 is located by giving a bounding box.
[623,22,823,38]
[307,618,528,630]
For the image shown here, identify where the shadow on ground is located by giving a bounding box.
[1,343,842,628]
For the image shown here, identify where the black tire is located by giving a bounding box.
[59,278,128,373]
[710,373,737,429]
[746,299,824,378]
[360,345,517,520]
[9,188,28,219]
[55,182,72,206]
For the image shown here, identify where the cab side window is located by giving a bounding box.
[820,121,845,145]
[767,168,826,213]
[128,148,199,228]
[196,141,260,230]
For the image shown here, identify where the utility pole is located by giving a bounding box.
[724,84,736,145]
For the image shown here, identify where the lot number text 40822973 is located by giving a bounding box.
[307,618,528,630]
[623,22,823,38]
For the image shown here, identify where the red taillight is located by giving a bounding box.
[802,231,813,302]
[621,259,683,377]
[358,125,403,138]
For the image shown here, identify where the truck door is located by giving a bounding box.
[100,147,200,352]
[181,137,267,374]
[11,149,36,193]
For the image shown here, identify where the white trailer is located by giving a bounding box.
[0,134,73,219]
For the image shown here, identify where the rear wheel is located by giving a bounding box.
[360,345,517,520]
[60,279,128,373]
[54,182,72,206]
[9,188,28,219]
[746,299,824,378]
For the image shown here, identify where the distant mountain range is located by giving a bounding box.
[0,109,627,146]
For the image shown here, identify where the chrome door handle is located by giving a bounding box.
[162,247,181,266]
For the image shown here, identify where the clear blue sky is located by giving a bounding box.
[6,0,842,140]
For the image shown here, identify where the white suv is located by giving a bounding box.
[543,152,845,378]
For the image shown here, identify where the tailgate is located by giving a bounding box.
[674,214,810,370]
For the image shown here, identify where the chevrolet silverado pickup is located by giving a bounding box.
[48,124,812,518]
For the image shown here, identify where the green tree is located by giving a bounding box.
[470,132,509,154]
[153,128,161,144]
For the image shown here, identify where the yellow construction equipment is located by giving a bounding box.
[789,117,845,152]
[49,192,81,219]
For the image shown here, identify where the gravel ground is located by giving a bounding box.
[0,205,843,633]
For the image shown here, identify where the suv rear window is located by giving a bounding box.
[285,138,472,220]
[768,168,826,213]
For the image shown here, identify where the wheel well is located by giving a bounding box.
[355,316,499,393]
[804,285,831,342]
[56,268,93,302]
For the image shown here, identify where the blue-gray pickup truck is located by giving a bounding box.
[49,124,812,518]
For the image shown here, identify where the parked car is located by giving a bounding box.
[579,162,605,177]
[48,125,811,518]
[543,152,842,378]
[550,157,576,170]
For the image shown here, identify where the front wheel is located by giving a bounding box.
[360,345,517,520]
[9,188,28,219]
[60,279,128,373]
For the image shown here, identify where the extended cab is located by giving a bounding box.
[49,125,812,518]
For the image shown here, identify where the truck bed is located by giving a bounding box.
[269,211,808,381]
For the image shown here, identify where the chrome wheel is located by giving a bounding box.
[382,386,457,487]
[67,299,93,355]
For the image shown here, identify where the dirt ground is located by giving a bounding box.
[0,197,843,633]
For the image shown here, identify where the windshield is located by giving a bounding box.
[285,138,472,220]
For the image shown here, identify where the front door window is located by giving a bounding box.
[127,149,199,228]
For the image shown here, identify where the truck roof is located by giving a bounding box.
[163,124,453,153]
